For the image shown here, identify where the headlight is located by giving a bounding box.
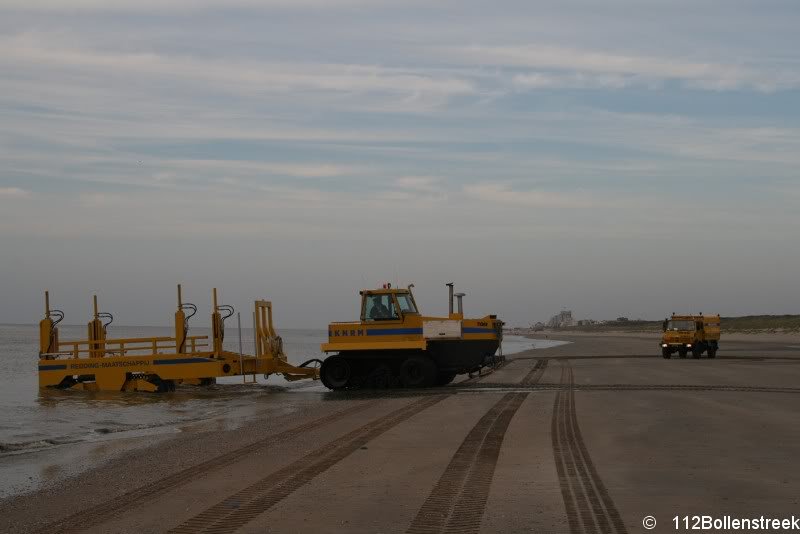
[686,344,692,348]
[661,344,668,348]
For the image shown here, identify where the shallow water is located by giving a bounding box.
[0,324,562,497]
[0,324,326,455]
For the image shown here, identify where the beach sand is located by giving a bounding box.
[1,332,798,533]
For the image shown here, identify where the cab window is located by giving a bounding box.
[396,293,418,314]
[364,294,398,321]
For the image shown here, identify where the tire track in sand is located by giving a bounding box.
[168,395,447,534]
[35,401,377,534]
[552,360,628,534]
[406,358,547,533]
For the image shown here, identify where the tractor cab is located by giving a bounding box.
[360,285,419,322]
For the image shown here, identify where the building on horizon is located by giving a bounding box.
[546,310,574,329]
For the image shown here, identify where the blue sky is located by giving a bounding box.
[1,0,799,327]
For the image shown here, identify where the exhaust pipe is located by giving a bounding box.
[455,292,465,315]
[446,282,454,316]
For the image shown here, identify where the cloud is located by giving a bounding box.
[463,183,607,209]
[166,160,363,179]
[446,44,800,92]
[1,34,474,100]
[394,176,444,193]
[512,72,647,90]
[78,192,123,207]
[0,187,31,198]
[0,0,394,11]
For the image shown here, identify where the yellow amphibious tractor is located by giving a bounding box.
[661,313,721,359]
[38,285,319,392]
[320,283,503,390]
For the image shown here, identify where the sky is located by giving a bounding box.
[1,0,799,328]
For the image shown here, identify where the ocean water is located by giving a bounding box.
[0,324,563,496]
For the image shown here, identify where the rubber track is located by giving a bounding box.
[34,401,376,534]
[459,359,510,385]
[406,392,527,534]
[168,395,447,534]
[552,361,628,534]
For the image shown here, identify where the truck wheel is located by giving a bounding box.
[321,356,351,390]
[400,356,436,388]
[662,348,671,359]
[678,350,687,358]
[708,349,717,359]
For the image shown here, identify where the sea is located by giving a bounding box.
[0,324,565,497]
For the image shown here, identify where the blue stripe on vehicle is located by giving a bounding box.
[366,328,424,336]
[39,364,67,371]
[463,327,496,334]
[153,358,215,365]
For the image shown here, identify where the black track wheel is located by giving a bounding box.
[399,356,436,388]
[321,356,352,390]
[435,372,457,386]
[366,364,393,389]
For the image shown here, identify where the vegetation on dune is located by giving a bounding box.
[558,315,800,334]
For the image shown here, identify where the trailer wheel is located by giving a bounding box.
[320,356,351,390]
[149,376,175,393]
[400,356,436,388]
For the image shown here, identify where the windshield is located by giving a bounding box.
[667,320,695,331]
[396,293,418,314]
[364,294,398,320]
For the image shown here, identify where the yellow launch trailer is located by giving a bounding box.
[37,285,319,392]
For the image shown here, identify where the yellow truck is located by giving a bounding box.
[320,282,503,390]
[660,314,720,359]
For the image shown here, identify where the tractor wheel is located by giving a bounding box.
[321,356,352,390]
[366,364,393,389]
[400,356,436,388]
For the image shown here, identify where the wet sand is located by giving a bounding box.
[1,332,799,534]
